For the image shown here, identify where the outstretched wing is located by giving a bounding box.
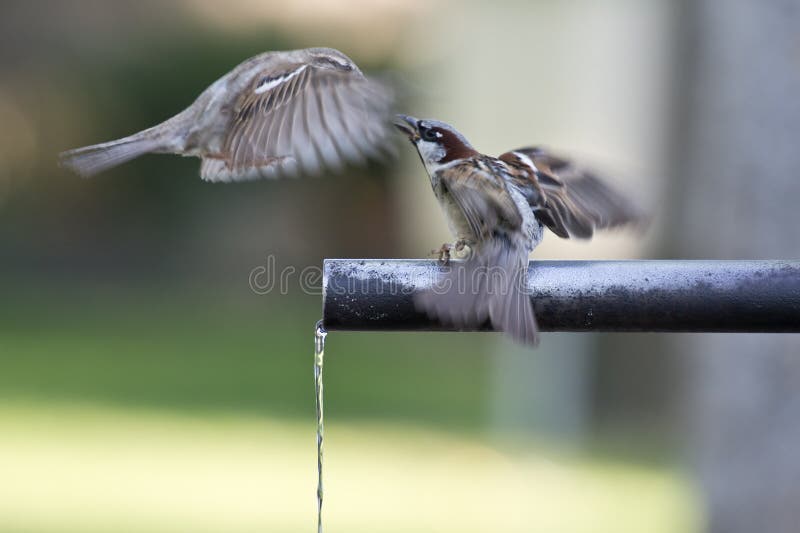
[502,147,644,239]
[202,59,394,182]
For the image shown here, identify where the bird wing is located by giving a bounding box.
[415,238,539,346]
[503,147,644,239]
[202,59,393,182]
[418,159,539,346]
[438,159,524,239]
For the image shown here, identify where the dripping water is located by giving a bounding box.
[314,320,327,533]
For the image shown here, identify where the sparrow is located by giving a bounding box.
[394,114,643,346]
[59,47,394,181]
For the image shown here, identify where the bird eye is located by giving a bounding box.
[420,126,439,142]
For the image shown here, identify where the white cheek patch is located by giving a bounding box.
[255,65,308,94]
[417,140,445,164]
[417,139,462,175]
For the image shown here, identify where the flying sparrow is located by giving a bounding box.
[394,114,643,346]
[59,47,394,180]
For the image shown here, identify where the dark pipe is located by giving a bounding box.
[322,260,800,332]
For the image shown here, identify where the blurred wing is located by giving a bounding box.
[415,238,538,347]
[507,147,644,239]
[439,160,523,239]
[202,62,394,182]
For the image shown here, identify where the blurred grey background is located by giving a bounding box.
[1,0,798,532]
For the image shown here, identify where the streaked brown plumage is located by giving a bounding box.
[499,147,642,239]
[394,115,644,346]
[59,47,394,180]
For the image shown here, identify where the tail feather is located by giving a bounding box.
[58,134,162,177]
[415,239,538,347]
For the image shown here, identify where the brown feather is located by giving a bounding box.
[437,158,523,240]
[500,147,644,239]
[437,129,479,163]
[414,156,539,346]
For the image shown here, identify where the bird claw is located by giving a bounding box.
[429,240,472,265]
[431,243,453,265]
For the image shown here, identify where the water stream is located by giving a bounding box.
[314,320,327,533]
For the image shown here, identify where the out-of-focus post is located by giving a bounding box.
[669,1,800,531]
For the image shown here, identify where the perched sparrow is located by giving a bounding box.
[394,114,643,346]
[59,47,394,180]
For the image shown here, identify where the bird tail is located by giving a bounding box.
[58,131,165,178]
[415,239,538,347]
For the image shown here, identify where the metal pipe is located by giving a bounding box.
[322,260,800,332]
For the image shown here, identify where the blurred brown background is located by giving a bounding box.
[1,0,798,532]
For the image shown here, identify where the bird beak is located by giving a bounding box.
[393,114,420,141]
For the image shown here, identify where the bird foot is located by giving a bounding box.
[431,243,453,265]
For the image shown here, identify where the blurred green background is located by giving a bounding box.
[2,0,798,532]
